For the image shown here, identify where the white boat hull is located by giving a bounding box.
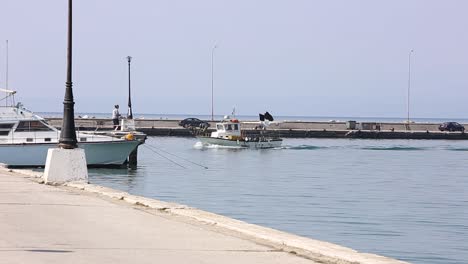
[198,137,282,149]
[0,141,140,167]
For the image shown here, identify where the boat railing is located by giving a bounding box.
[3,130,124,144]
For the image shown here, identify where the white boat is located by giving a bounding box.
[197,117,282,149]
[0,89,140,167]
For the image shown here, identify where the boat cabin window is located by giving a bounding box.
[217,124,224,130]
[233,124,239,130]
[0,123,15,136]
[226,124,233,131]
[15,121,53,132]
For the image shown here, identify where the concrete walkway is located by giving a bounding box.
[0,170,408,264]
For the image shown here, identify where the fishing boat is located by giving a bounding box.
[197,115,282,149]
[0,89,141,167]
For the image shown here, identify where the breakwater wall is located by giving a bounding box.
[45,118,468,139]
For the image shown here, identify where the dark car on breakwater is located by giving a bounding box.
[178,118,210,129]
[439,122,465,132]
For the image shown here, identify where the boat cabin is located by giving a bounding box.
[211,119,242,139]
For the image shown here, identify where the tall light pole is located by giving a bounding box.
[59,0,77,149]
[407,49,414,126]
[44,0,87,184]
[127,56,133,119]
[211,44,217,121]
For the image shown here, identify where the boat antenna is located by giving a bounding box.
[126,55,133,119]
[5,40,8,106]
[2,40,15,107]
[5,40,8,90]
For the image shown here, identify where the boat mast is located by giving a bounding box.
[5,40,8,91]
[4,40,8,106]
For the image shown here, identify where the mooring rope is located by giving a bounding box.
[142,144,187,169]
[143,144,208,169]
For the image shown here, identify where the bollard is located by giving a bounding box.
[128,146,139,168]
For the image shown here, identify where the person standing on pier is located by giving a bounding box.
[112,104,121,130]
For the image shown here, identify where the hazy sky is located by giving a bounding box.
[1,0,467,118]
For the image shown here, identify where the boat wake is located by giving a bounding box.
[195,141,468,152]
[193,141,245,149]
[280,145,431,151]
[280,145,328,150]
[446,147,468,151]
[361,146,427,151]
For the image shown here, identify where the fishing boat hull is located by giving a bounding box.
[198,136,282,149]
[0,140,140,167]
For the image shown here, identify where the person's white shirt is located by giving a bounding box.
[112,108,120,119]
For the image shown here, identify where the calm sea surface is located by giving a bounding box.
[89,137,468,264]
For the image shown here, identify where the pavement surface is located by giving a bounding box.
[0,169,408,264]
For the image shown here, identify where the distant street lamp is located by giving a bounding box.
[127,56,133,119]
[59,0,77,149]
[211,44,217,121]
[407,49,414,127]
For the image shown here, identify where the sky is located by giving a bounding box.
[0,0,467,118]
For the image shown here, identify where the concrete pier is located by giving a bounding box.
[0,168,408,264]
[47,117,468,139]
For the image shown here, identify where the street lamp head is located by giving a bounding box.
[127,56,132,62]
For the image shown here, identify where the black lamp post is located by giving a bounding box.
[127,56,133,119]
[59,0,77,149]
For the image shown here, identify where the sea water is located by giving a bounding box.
[89,137,468,264]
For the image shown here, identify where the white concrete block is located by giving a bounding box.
[44,148,88,184]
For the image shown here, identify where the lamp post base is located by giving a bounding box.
[44,148,88,184]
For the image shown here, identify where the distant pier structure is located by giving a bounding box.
[46,118,468,140]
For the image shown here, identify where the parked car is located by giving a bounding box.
[178,118,210,129]
[439,122,465,132]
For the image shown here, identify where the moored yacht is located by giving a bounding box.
[0,89,141,167]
